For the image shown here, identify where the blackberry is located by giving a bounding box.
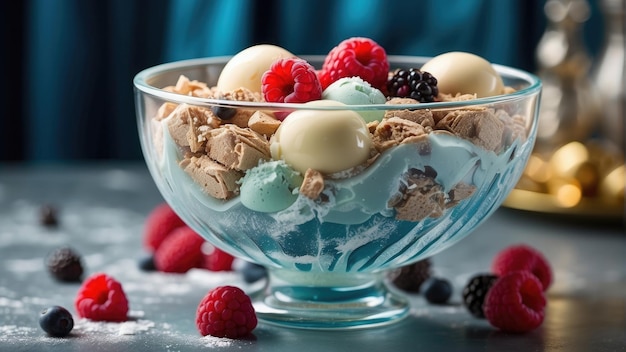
[421,277,453,304]
[387,258,432,293]
[387,68,439,103]
[39,204,59,227]
[39,305,74,337]
[46,247,84,282]
[462,273,498,318]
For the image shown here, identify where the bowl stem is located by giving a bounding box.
[251,268,410,329]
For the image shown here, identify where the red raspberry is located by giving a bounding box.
[74,273,129,322]
[143,203,186,252]
[483,271,546,333]
[196,286,257,338]
[318,37,389,91]
[261,57,322,105]
[492,244,552,291]
[154,226,206,273]
[201,243,235,272]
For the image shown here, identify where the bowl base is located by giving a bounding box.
[250,269,410,329]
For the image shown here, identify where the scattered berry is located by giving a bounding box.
[240,262,267,284]
[462,273,499,318]
[484,271,546,333]
[421,277,453,304]
[39,204,59,227]
[262,57,322,107]
[196,286,257,338]
[318,37,389,91]
[492,244,552,291]
[387,259,432,292]
[39,305,74,337]
[138,255,157,272]
[387,68,439,103]
[46,247,84,282]
[211,105,237,120]
[143,203,186,252]
[154,226,205,273]
[201,243,235,272]
[74,273,129,322]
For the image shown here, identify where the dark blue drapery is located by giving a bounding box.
[0,0,601,162]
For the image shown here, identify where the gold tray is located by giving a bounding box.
[503,188,624,221]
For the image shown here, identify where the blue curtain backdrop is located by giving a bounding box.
[0,0,603,162]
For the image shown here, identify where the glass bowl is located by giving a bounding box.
[134,56,541,329]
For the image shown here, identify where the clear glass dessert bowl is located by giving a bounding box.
[134,55,541,329]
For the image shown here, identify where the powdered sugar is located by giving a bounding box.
[201,335,236,348]
[74,315,156,336]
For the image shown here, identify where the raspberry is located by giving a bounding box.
[143,203,186,252]
[46,246,84,282]
[196,286,257,338]
[318,37,389,91]
[387,258,432,293]
[483,271,546,333]
[492,244,552,291]
[261,57,322,105]
[387,68,439,103]
[39,305,74,337]
[154,226,205,273]
[201,243,235,272]
[462,273,499,318]
[74,273,129,322]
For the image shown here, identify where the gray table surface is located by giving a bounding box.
[0,163,624,352]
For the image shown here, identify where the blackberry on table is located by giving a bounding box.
[387,258,432,293]
[46,247,84,282]
[462,273,498,318]
[387,68,439,103]
[39,204,59,227]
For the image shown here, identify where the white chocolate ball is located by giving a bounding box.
[270,100,373,174]
[421,52,504,98]
[217,44,294,93]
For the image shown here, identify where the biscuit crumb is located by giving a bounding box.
[300,169,325,200]
[248,111,281,136]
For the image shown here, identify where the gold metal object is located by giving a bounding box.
[505,0,625,220]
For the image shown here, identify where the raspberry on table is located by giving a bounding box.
[39,305,74,337]
[387,258,432,293]
[154,226,206,273]
[74,273,129,322]
[318,37,389,91]
[143,203,186,252]
[387,68,439,103]
[46,246,84,282]
[201,243,235,272]
[261,57,322,106]
[492,244,552,291]
[483,271,546,333]
[196,285,257,338]
[462,273,499,318]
